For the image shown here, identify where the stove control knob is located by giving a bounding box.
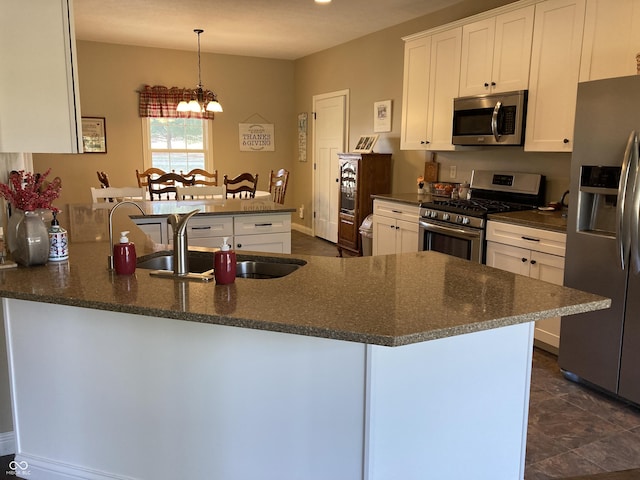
[431,211,438,219]
[461,217,470,225]
[455,215,463,223]
[442,213,450,221]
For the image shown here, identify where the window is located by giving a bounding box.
[143,117,212,173]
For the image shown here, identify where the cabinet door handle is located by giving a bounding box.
[530,260,537,265]
[390,225,395,229]
[484,82,489,87]
[521,258,527,263]
[491,81,496,86]
[563,138,570,144]
[420,140,430,144]
[236,243,242,248]
[396,226,400,230]
[521,236,540,242]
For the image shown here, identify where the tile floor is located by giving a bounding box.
[2,231,639,479]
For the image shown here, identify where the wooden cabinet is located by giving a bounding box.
[337,153,392,256]
[525,0,586,152]
[486,221,566,352]
[372,200,420,256]
[400,27,462,151]
[459,6,534,96]
[0,0,83,153]
[580,0,640,82]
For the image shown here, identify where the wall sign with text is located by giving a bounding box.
[239,123,275,151]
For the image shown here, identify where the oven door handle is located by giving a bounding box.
[420,221,481,241]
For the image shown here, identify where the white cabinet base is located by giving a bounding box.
[5,298,535,480]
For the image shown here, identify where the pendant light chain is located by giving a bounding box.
[196,28,203,89]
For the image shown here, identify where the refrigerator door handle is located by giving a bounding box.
[617,130,636,270]
[630,135,640,274]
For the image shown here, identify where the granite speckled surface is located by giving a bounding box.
[488,208,568,233]
[0,236,608,346]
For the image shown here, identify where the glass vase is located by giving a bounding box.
[13,210,50,266]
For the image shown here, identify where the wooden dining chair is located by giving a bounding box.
[91,187,145,203]
[269,169,289,204]
[176,185,226,200]
[223,173,259,199]
[180,168,218,186]
[147,172,194,200]
[136,168,168,188]
[96,171,110,188]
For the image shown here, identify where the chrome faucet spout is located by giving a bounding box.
[108,201,146,270]
[167,209,200,275]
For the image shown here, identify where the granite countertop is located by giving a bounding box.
[372,192,433,206]
[0,237,608,346]
[488,209,568,233]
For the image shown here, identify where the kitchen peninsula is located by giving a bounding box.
[1,208,609,480]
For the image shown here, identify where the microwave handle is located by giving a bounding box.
[491,101,502,142]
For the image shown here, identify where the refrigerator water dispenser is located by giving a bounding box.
[577,165,620,236]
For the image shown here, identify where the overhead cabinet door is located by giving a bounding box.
[0,0,83,153]
[525,0,586,152]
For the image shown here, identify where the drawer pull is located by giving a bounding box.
[392,210,403,214]
[342,220,354,225]
[191,226,212,230]
[254,223,273,227]
[521,236,540,242]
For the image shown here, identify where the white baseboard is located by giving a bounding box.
[291,223,313,236]
[0,431,15,456]
[13,453,135,480]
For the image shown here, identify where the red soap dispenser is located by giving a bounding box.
[214,237,236,284]
[113,231,137,275]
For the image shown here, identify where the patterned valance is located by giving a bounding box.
[137,85,214,119]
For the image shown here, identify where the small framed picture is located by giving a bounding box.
[374,100,392,133]
[82,117,107,153]
[354,135,379,153]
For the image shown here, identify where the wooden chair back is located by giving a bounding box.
[180,168,218,186]
[91,187,145,203]
[147,172,194,200]
[96,171,110,188]
[223,173,259,199]
[176,185,226,200]
[269,168,289,204]
[136,168,168,188]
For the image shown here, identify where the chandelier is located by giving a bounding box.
[177,29,223,114]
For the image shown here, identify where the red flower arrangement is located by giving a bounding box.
[0,169,62,212]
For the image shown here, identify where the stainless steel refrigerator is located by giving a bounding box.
[560,74,640,405]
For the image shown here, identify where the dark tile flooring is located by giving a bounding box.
[1,231,638,479]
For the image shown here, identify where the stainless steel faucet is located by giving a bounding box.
[167,209,200,275]
[108,201,146,270]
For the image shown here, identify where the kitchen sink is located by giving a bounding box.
[137,251,306,279]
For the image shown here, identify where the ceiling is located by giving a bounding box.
[73,0,464,60]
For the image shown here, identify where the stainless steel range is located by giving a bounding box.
[419,170,545,262]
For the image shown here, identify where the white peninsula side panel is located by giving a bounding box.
[4,298,534,480]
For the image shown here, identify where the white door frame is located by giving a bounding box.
[312,89,349,238]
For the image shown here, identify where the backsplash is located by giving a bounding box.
[433,148,571,205]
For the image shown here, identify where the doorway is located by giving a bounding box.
[312,90,349,243]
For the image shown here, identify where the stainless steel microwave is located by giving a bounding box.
[452,90,527,146]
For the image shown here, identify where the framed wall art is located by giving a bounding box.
[374,100,392,133]
[353,135,378,153]
[81,117,107,153]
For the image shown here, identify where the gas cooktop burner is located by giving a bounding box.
[431,198,534,214]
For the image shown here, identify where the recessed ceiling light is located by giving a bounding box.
[315,0,331,4]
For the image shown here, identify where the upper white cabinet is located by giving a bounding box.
[401,36,431,150]
[579,0,640,82]
[0,0,83,153]
[401,27,462,151]
[459,6,535,96]
[524,0,586,152]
